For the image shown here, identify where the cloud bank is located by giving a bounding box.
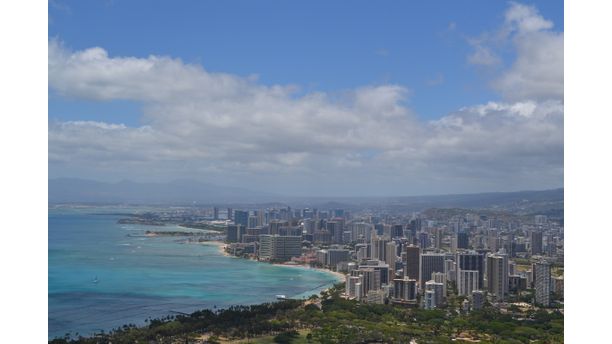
[48,2,563,196]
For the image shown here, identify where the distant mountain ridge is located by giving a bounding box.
[48,178,278,204]
[49,178,563,216]
[290,188,564,216]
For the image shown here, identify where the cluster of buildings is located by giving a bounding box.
[219,206,563,310]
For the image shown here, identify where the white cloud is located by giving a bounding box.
[505,2,553,34]
[465,2,563,101]
[467,44,502,66]
[494,30,563,101]
[48,2,563,195]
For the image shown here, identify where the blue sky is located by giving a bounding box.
[48,1,564,196]
[49,0,562,126]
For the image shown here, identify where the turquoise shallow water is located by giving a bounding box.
[48,207,340,339]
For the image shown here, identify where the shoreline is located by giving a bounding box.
[198,240,231,257]
[270,262,345,282]
[199,240,345,283]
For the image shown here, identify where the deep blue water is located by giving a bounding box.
[48,206,340,339]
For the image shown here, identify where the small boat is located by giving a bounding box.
[92,276,99,284]
[276,294,287,300]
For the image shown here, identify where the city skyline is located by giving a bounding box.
[48,1,563,197]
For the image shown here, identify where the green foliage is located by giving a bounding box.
[50,290,564,344]
[274,330,299,343]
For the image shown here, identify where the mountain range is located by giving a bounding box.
[49,178,563,217]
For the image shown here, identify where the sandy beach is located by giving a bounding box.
[271,262,346,282]
[200,241,345,283]
[199,240,231,257]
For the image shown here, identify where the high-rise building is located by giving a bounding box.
[471,290,485,310]
[390,224,404,238]
[486,253,509,301]
[226,224,245,243]
[256,210,265,227]
[213,207,219,220]
[434,228,443,249]
[403,245,420,281]
[419,232,430,249]
[508,275,527,293]
[392,277,417,301]
[457,270,479,296]
[359,268,381,295]
[432,271,447,296]
[247,215,259,229]
[234,210,249,228]
[327,249,350,267]
[534,262,551,307]
[303,219,316,234]
[279,226,302,236]
[269,220,289,236]
[359,260,391,286]
[456,251,485,289]
[258,235,302,261]
[313,230,332,244]
[374,224,384,236]
[445,259,456,282]
[371,235,390,261]
[351,222,372,241]
[456,232,469,250]
[551,276,564,298]
[326,220,343,244]
[316,250,328,266]
[355,243,369,260]
[420,253,446,287]
[424,290,437,309]
[531,231,543,255]
[425,280,445,306]
[366,289,385,304]
[346,275,364,300]
[385,241,398,272]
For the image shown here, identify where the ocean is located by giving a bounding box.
[48,206,341,339]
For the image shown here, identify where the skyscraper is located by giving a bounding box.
[420,253,446,288]
[531,231,543,255]
[247,215,258,229]
[390,224,404,238]
[456,232,469,250]
[432,271,447,296]
[434,228,443,249]
[419,232,430,249]
[258,235,302,261]
[456,251,485,289]
[234,210,249,228]
[326,220,343,244]
[403,245,420,281]
[393,277,417,301]
[346,275,364,300]
[534,262,551,306]
[385,241,398,272]
[327,249,350,267]
[226,224,244,243]
[303,218,316,234]
[371,234,390,261]
[358,268,381,295]
[471,290,485,310]
[425,280,445,306]
[457,270,479,296]
[486,253,509,301]
[269,220,289,236]
[424,290,436,309]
